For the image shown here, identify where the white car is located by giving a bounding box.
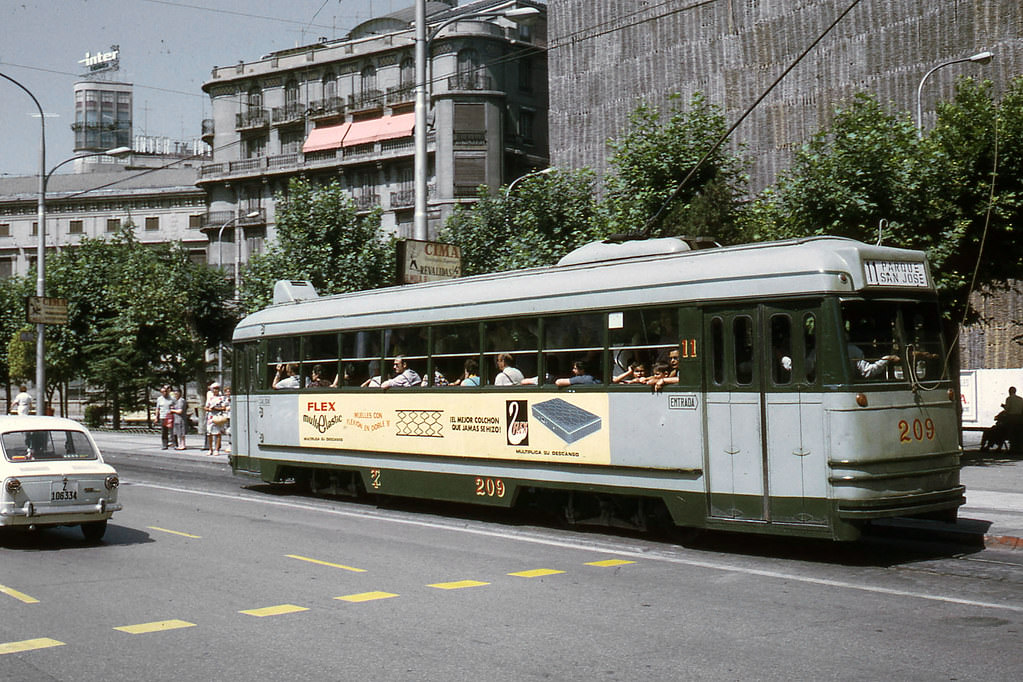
[0,416,121,541]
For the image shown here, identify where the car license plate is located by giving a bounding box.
[50,480,79,502]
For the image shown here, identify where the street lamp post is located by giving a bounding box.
[216,211,261,300]
[412,1,542,240]
[916,51,994,138]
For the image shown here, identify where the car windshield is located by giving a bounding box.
[841,300,946,384]
[1,430,98,462]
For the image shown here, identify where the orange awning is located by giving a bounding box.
[302,122,351,153]
[342,113,416,147]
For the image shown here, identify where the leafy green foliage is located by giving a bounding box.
[438,168,604,275]
[603,93,748,243]
[239,178,395,312]
[746,80,1023,322]
[42,226,233,422]
[0,275,32,400]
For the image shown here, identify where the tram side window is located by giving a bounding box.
[711,317,724,385]
[484,318,538,385]
[384,327,428,385]
[609,307,678,385]
[770,315,792,385]
[303,333,339,388]
[267,337,299,390]
[734,316,754,385]
[804,313,817,383]
[842,301,900,382]
[341,330,382,387]
[544,312,604,385]
[432,323,480,386]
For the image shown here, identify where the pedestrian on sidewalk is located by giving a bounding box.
[170,388,188,450]
[11,385,32,416]
[1002,386,1023,453]
[204,383,229,456]
[155,385,174,450]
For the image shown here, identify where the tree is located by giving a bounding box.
[439,168,604,275]
[0,275,32,406]
[44,226,234,425]
[603,92,748,243]
[239,178,395,313]
[746,81,1023,324]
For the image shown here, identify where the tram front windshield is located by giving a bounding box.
[841,300,946,384]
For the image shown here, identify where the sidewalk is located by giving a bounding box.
[87,428,1023,549]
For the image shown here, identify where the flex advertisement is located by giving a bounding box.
[298,393,611,465]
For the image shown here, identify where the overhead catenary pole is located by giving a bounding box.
[413,0,428,240]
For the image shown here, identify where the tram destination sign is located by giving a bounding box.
[25,296,69,325]
[397,239,462,284]
[863,260,928,288]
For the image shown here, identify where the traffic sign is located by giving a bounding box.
[26,296,68,325]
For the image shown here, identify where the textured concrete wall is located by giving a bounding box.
[548,0,1023,193]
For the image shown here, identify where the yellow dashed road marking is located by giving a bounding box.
[147,526,201,539]
[508,568,565,578]
[286,554,367,572]
[586,559,636,567]
[240,604,309,617]
[428,580,490,590]
[0,638,64,655]
[336,591,400,603]
[115,619,196,634]
[0,584,39,604]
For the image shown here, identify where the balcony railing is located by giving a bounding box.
[380,137,414,155]
[272,102,305,126]
[349,89,384,112]
[228,158,262,173]
[354,194,380,211]
[390,189,415,208]
[346,143,375,159]
[236,109,269,130]
[198,209,266,230]
[307,96,345,119]
[453,131,487,148]
[386,85,415,106]
[447,74,492,91]
[268,153,300,169]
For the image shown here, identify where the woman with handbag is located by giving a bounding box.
[205,383,229,456]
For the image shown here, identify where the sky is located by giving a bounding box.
[0,0,421,177]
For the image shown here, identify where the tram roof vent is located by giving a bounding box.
[272,280,319,305]
[557,237,693,267]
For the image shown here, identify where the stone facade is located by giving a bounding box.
[548,0,1022,193]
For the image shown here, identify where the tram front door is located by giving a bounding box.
[704,310,766,521]
[703,304,826,526]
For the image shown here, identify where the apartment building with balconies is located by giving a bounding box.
[197,0,548,267]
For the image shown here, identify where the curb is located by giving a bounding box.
[985,534,1023,550]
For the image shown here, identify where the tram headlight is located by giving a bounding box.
[855,393,868,407]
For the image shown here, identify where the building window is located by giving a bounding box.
[247,86,262,110]
[285,79,300,106]
[106,218,121,233]
[457,49,482,89]
[322,72,336,101]
[145,216,159,231]
[0,258,12,279]
[31,222,38,236]
[68,220,83,234]
[246,135,268,159]
[0,223,9,237]
[400,58,415,89]
[280,129,304,155]
[520,109,535,143]
[189,214,203,229]
[361,65,377,97]
[518,57,533,92]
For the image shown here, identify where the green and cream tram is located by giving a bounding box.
[229,236,963,540]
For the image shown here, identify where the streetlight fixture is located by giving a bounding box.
[413,2,542,240]
[916,51,994,138]
[506,166,554,196]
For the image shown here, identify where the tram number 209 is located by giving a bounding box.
[898,418,935,443]
[475,477,506,498]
